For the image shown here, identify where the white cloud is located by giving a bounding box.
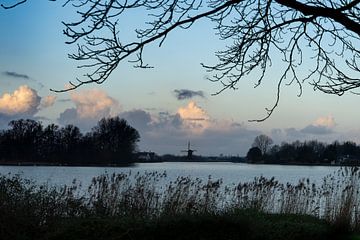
[40,95,56,108]
[177,101,210,133]
[313,116,336,128]
[0,85,40,116]
[58,88,120,130]
[71,89,119,119]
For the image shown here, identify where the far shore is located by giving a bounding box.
[0,162,136,167]
[0,160,358,167]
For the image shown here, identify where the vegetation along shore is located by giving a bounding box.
[2,119,360,166]
[2,167,360,239]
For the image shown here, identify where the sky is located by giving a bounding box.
[1,1,360,156]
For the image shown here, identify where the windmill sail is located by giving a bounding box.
[181,141,197,160]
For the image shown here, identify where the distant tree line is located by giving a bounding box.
[0,117,140,165]
[247,135,360,165]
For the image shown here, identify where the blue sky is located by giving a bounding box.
[1,1,360,156]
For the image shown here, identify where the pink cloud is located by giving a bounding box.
[0,85,40,116]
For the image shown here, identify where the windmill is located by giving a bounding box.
[181,141,197,160]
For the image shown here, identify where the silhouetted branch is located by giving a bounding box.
[3,0,360,120]
[1,0,27,9]
[0,0,61,9]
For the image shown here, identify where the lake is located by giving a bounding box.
[0,162,341,187]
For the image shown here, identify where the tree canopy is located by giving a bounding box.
[252,134,273,155]
[248,140,360,165]
[2,0,360,120]
[246,146,262,163]
[0,117,140,165]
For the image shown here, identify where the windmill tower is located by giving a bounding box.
[181,141,197,160]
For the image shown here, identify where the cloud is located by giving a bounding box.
[300,125,333,135]
[193,126,261,155]
[58,98,71,103]
[2,71,45,89]
[117,102,260,155]
[284,128,305,138]
[56,96,342,156]
[119,110,153,132]
[0,85,44,128]
[58,89,120,130]
[299,116,336,135]
[273,125,334,140]
[177,101,210,133]
[58,108,78,126]
[173,89,205,100]
[140,115,259,155]
[151,111,184,130]
[268,117,339,145]
[0,85,40,116]
[40,95,56,108]
[313,116,336,128]
[71,89,119,118]
[3,71,30,79]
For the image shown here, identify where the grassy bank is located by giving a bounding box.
[1,168,360,239]
[45,211,335,240]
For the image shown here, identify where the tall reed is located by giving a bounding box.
[1,167,360,231]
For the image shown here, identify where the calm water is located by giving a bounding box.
[0,162,341,187]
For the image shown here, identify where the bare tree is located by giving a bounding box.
[252,134,273,155]
[2,0,360,120]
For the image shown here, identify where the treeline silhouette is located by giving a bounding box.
[247,140,360,165]
[0,117,140,165]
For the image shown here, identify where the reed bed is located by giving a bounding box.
[1,167,360,232]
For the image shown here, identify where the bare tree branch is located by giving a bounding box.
[2,0,360,121]
[1,0,29,9]
[1,0,27,9]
